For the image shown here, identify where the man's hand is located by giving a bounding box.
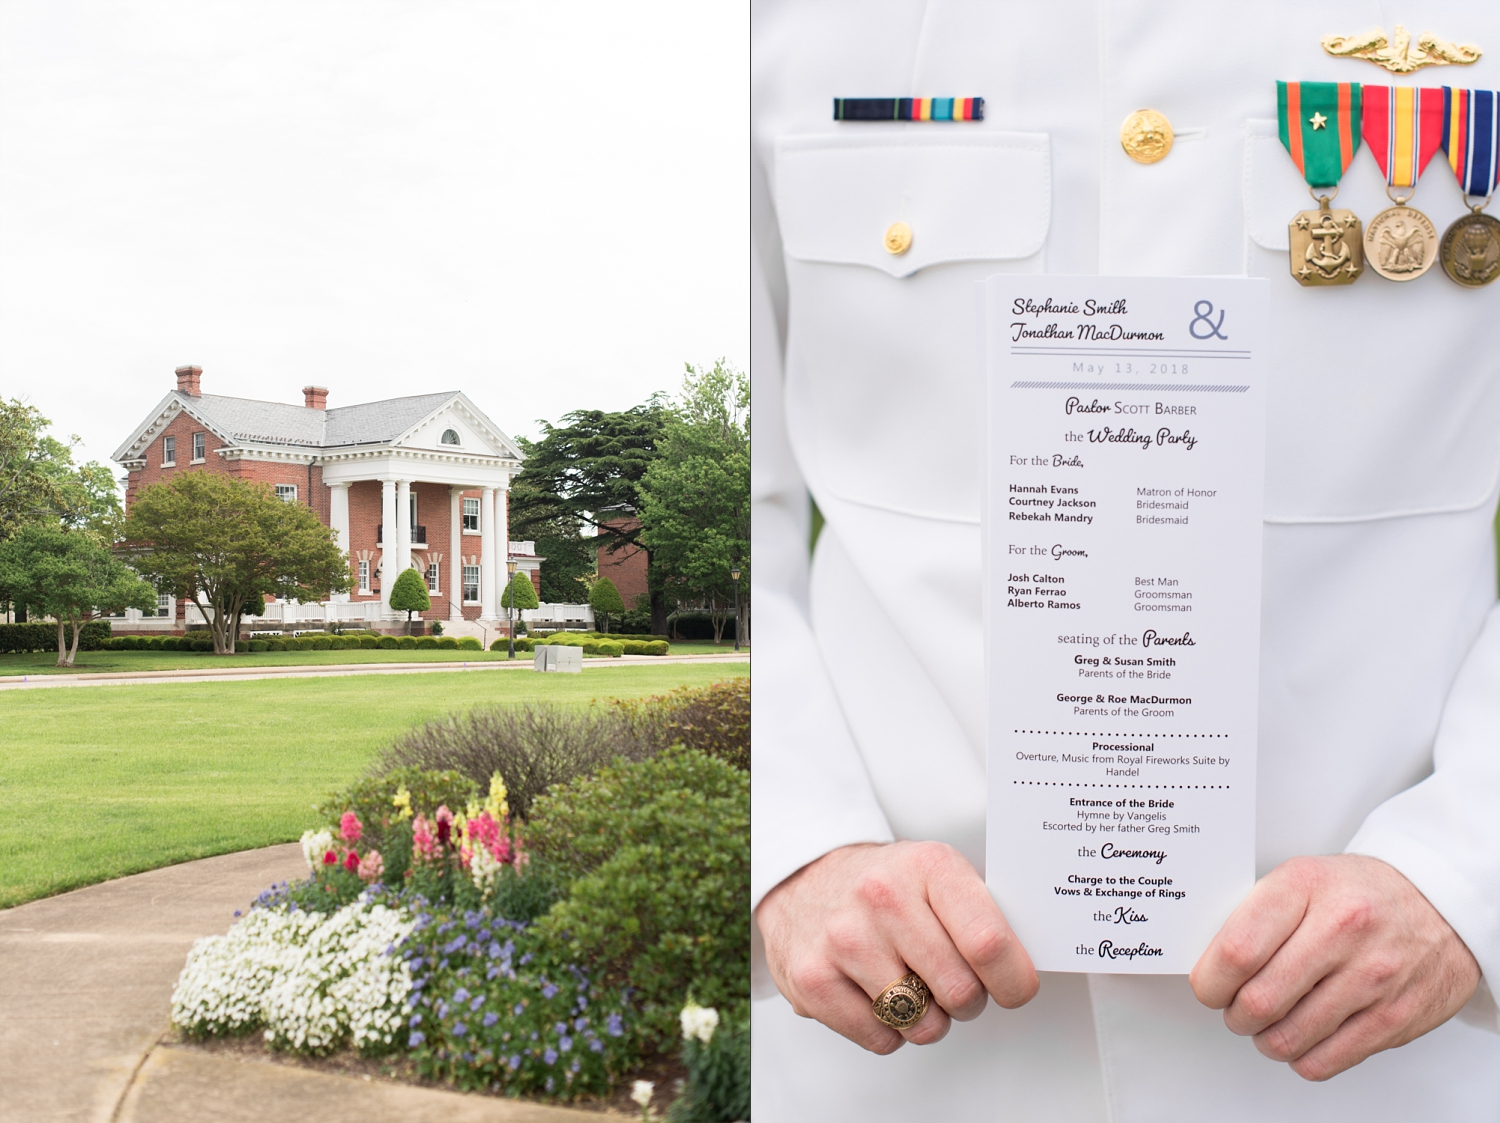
[1190,854,1480,1081]
[755,841,1038,1054]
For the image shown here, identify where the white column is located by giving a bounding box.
[395,479,412,587]
[480,485,496,620]
[499,480,511,584]
[329,483,351,602]
[449,487,464,619]
[380,479,397,617]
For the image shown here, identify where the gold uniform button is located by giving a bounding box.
[884,221,913,255]
[1120,108,1174,164]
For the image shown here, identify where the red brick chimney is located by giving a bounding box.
[303,386,329,410]
[175,365,202,397]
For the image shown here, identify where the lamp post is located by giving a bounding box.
[506,557,519,660]
[730,566,741,653]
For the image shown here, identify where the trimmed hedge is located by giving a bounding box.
[416,636,438,649]
[0,621,112,654]
[396,636,418,650]
[246,639,268,652]
[455,636,481,651]
[596,640,623,657]
[359,636,380,649]
[435,636,458,650]
[378,636,399,649]
[489,637,536,653]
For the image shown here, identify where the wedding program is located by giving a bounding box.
[985,277,1268,974]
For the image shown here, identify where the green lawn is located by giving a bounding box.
[0,643,745,676]
[0,662,748,909]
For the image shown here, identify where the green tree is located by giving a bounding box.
[0,523,156,665]
[0,399,123,543]
[501,570,540,611]
[589,575,624,634]
[123,473,352,654]
[389,566,431,631]
[637,360,750,644]
[508,401,670,631]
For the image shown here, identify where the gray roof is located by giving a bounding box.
[183,390,460,448]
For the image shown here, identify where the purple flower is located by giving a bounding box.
[541,983,559,999]
[488,942,503,958]
[453,1022,467,1038]
[409,1032,426,1047]
[513,1003,525,1016]
[559,1036,573,1052]
[483,1012,499,1028]
[409,1014,422,1027]
[508,1054,521,1070]
[453,988,470,1003]
[554,1021,568,1035]
[543,1048,558,1065]
[570,1059,581,1074]
[606,1013,624,1037]
[470,996,484,1012]
[574,1017,588,1031]
[589,1040,604,1053]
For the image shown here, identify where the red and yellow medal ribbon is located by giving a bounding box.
[1361,86,1445,190]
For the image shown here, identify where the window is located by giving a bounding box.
[154,592,174,618]
[463,497,480,532]
[409,492,418,528]
[427,563,440,593]
[192,432,206,461]
[162,435,176,466]
[275,484,298,503]
[462,565,480,604]
[441,428,460,446]
[358,560,370,594]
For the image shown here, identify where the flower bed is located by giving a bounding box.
[170,690,750,1118]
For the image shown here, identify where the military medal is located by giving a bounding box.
[1360,86,1444,280]
[1437,87,1500,287]
[1278,81,1365,285]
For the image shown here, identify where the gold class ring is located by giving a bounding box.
[872,972,931,1030]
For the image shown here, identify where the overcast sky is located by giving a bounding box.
[0,0,746,472]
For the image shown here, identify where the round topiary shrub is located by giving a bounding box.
[246,639,268,653]
[436,636,458,649]
[396,635,418,650]
[159,637,179,651]
[622,641,646,655]
[359,636,380,649]
[455,636,482,651]
[309,636,331,651]
[581,642,601,655]
[191,639,213,652]
[377,636,399,650]
[644,640,669,656]
[145,637,165,650]
[416,636,438,649]
[596,640,623,657]
[325,636,346,651]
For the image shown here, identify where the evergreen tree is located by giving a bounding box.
[501,571,540,611]
[589,575,624,634]
[390,566,431,630]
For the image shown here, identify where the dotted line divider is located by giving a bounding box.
[1014,729,1228,738]
[1012,781,1230,789]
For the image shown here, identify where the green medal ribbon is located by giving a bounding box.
[1277,81,1363,189]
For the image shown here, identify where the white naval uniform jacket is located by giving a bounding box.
[750,2,1500,1120]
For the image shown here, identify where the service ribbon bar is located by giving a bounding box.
[1442,88,1500,196]
[1278,81,1362,188]
[1362,86,1445,188]
[833,97,983,122]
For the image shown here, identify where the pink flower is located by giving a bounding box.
[357,849,384,883]
[340,811,363,844]
[412,814,436,862]
[322,850,337,866]
[343,850,360,874]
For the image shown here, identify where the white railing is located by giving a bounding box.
[522,603,594,627]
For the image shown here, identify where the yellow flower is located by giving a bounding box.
[392,786,413,821]
[485,771,509,822]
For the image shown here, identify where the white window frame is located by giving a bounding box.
[358,560,371,594]
[441,428,461,446]
[191,431,206,462]
[462,564,480,604]
[161,435,176,467]
[427,562,440,594]
[155,591,174,618]
[275,484,298,503]
[462,497,480,533]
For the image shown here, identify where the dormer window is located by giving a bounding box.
[441,429,460,446]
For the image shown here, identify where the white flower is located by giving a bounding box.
[299,828,333,870]
[469,843,504,895]
[679,1001,719,1044]
[630,1080,655,1108]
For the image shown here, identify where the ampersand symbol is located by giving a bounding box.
[1189,300,1228,340]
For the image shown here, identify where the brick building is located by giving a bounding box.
[112,366,539,630]
[596,510,650,610]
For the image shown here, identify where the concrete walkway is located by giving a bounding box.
[0,651,749,691]
[0,847,604,1122]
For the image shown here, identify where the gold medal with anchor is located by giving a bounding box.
[1361,85,1444,280]
[1278,81,1365,285]
[1437,87,1500,287]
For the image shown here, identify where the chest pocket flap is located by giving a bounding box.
[775,132,1050,278]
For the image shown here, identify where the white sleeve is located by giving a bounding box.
[1346,601,1500,1032]
[750,149,893,919]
